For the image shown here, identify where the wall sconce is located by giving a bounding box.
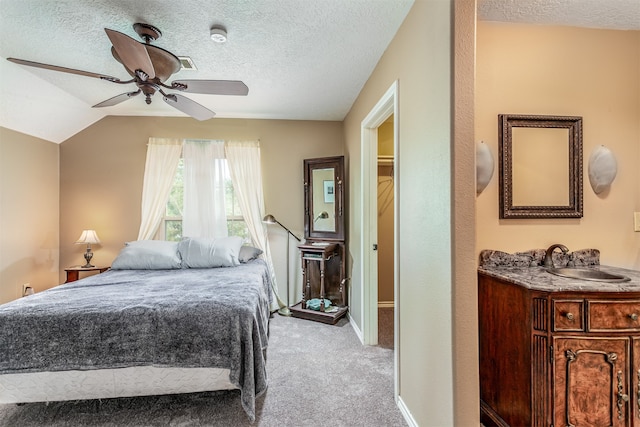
[314,211,329,222]
[476,140,494,194]
[263,215,301,316]
[75,229,101,268]
[588,145,617,194]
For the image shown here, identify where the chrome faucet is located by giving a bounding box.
[544,244,569,268]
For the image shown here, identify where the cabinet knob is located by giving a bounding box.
[630,313,639,321]
[564,312,574,321]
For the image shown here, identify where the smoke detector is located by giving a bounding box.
[210,26,227,43]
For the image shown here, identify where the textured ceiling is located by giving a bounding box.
[478,0,640,30]
[1,1,638,143]
[0,0,414,143]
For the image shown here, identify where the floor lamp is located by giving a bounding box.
[263,214,301,316]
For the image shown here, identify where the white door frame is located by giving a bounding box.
[360,80,399,395]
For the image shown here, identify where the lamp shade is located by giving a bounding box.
[75,230,101,245]
[588,145,617,194]
[263,214,277,224]
[314,211,329,222]
[476,140,494,195]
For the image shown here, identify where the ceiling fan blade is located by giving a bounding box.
[172,80,249,96]
[7,58,121,81]
[105,28,155,79]
[163,93,215,121]
[92,90,141,108]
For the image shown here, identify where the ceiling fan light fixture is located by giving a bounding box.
[8,22,247,121]
[210,26,227,43]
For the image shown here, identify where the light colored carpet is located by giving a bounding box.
[0,314,406,426]
[378,307,394,349]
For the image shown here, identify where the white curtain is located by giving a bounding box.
[225,140,284,310]
[182,140,228,239]
[137,138,183,240]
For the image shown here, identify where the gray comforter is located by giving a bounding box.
[0,260,272,420]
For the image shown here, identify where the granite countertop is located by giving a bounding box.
[478,248,640,293]
[479,265,640,293]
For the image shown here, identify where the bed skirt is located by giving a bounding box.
[0,366,236,404]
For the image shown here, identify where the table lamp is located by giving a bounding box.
[75,229,101,268]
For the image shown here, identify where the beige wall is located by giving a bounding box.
[0,127,59,303]
[343,0,478,425]
[476,22,640,269]
[453,1,478,425]
[59,116,343,296]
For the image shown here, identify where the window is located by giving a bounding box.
[164,158,184,241]
[225,171,249,240]
[159,158,249,241]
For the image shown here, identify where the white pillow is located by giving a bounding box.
[179,236,243,268]
[239,245,263,263]
[111,240,182,270]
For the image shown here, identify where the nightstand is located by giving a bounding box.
[65,266,110,283]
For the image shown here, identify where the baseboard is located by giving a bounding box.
[347,312,365,344]
[350,303,393,343]
[397,395,418,427]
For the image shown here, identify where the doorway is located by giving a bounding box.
[377,116,395,349]
[360,80,398,394]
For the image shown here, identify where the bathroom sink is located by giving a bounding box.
[546,267,630,283]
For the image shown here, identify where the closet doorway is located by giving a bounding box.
[377,116,395,349]
[360,81,398,395]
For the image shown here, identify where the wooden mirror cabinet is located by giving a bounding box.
[289,156,348,324]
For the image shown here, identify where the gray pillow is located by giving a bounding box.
[111,240,182,270]
[239,245,263,263]
[179,236,243,268]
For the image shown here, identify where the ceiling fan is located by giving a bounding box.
[7,23,248,121]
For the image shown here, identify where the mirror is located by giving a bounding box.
[499,114,583,219]
[304,156,344,241]
[312,168,336,232]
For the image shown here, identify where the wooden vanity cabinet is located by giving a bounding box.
[479,272,640,427]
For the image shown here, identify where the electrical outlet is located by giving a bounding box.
[635,212,640,232]
[22,283,31,297]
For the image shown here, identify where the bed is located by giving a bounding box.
[0,238,272,421]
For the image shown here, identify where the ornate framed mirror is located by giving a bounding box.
[303,156,345,241]
[499,114,583,219]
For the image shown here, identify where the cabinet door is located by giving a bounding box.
[632,338,640,424]
[554,337,630,427]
